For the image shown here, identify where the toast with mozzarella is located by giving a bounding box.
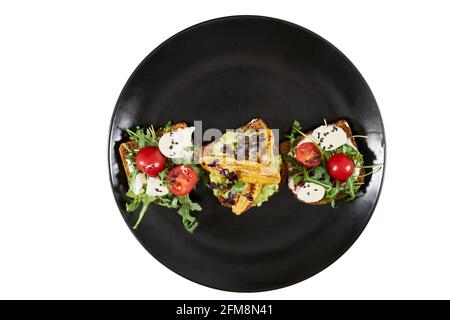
[280,119,365,205]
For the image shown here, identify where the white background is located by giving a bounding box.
[1,0,449,300]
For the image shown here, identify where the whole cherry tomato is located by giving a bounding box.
[135,147,166,176]
[326,153,355,181]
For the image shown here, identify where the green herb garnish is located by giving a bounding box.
[177,195,202,233]
[127,126,159,148]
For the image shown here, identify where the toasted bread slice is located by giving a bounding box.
[119,122,187,180]
[281,119,365,205]
[200,119,281,215]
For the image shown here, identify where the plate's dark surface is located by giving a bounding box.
[108,16,385,292]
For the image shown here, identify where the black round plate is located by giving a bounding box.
[108,16,385,292]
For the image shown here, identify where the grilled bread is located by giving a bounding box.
[200,119,282,215]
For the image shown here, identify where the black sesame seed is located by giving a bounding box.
[228,172,238,181]
[208,160,218,167]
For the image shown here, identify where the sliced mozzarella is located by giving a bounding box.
[289,179,326,203]
[311,125,347,151]
[158,127,195,159]
[146,176,169,197]
[131,173,145,195]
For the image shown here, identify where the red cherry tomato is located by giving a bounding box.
[135,147,166,176]
[168,165,198,197]
[326,153,355,181]
[295,142,322,168]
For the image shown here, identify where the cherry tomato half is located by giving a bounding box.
[295,142,322,168]
[326,153,355,181]
[135,147,166,176]
[168,165,198,197]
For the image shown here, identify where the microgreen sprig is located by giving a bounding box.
[127,126,159,148]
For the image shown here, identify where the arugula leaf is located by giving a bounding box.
[292,173,303,185]
[326,180,342,200]
[286,120,302,140]
[189,202,202,212]
[126,197,140,211]
[312,166,328,180]
[125,188,137,199]
[127,126,159,148]
[335,144,363,164]
[285,120,303,153]
[345,177,356,200]
[176,195,201,233]
[157,168,171,188]
[162,121,173,133]
[132,194,156,229]
[154,195,179,209]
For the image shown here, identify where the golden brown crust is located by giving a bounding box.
[282,119,365,205]
[155,122,187,137]
[119,141,138,179]
[119,122,188,181]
